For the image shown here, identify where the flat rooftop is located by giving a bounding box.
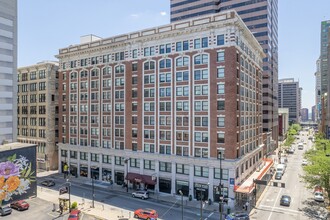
[0,142,36,152]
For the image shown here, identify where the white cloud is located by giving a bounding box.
[160,11,167,16]
[130,14,140,18]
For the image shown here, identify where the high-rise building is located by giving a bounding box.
[315,58,321,122]
[0,0,17,144]
[17,61,59,170]
[278,78,301,124]
[300,108,309,122]
[170,0,279,147]
[320,20,330,95]
[56,11,268,207]
[312,105,316,122]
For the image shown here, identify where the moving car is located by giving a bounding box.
[68,209,81,220]
[132,191,149,200]
[41,180,55,187]
[298,143,304,150]
[280,195,291,206]
[286,147,295,154]
[225,212,250,220]
[10,200,29,211]
[134,208,158,220]
[314,192,325,202]
[275,172,282,180]
[0,205,12,216]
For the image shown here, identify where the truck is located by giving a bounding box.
[276,164,286,176]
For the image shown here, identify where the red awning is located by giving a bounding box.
[126,172,157,185]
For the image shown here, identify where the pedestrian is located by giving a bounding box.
[63,163,68,179]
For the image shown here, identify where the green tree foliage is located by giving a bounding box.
[301,140,330,201]
[284,124,301,146]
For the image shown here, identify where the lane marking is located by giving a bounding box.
[266,188,282,220]
[260,204,300,215]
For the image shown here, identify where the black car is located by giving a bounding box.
[0,205,12,216]
[275,172,282,180]
[41,180,55,187]
[280,195,291,206]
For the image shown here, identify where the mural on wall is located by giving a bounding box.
[0,147,36,205]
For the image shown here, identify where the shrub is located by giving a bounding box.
[71,201,78,209]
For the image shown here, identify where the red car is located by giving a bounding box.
[10,200,29,211]
[134,208,158,220]
[68,209,81,220]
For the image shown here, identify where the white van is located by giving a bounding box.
[276,164,286,176]
[298,143,304,150]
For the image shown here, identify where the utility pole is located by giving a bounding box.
[92,178,95,208]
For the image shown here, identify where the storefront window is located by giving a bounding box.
[213,185,228,202]
[80,165,88,177]
[194,183,209,201]
[69,163,78,177]
[102,168,112,183]
[91,167,99,180]
[176,180,189,196]
[159,178,171,194]
[115,171,124,185]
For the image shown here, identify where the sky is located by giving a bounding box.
[18,0,330,111]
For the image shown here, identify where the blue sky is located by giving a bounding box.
[18,0,330,111]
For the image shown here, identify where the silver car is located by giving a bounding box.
[132,190,149,200]
[0,205,12,216]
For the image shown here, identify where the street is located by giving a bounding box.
[251,130,328,220]
[37,175,219,220]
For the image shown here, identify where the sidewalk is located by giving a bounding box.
[37,170,219,219]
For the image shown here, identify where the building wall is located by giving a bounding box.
[320,20,330,95]
[315,58,321,122]
[0,0,17,143]
[17,61,59,170]
[300,108,309,122]
[170,0,279,147]
[278,79,300,123]
[57,12,265,205]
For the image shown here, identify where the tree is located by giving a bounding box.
[301,141,330,201]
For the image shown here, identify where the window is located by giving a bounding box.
[217,100,225,110]
[217,51,225,62]
[144,75,155,84]
[130,158,140,168]
[115,65,125,74]
[194,117,208,127]
[194,132,208,142]
[144,144,155,153]
[214,168,229,180]
[132,49,138,58]
[217,117,225,127]
[176,164,189,174]
[217,83,225,94]
[194,85,208,95]
[102,155,111,164]
[159,130,171,140]
[144,46,155,56]
[176,71,189,82]
[144,61,155,70]
[217,132,225,143]
[194,147,208,158]
[176,101,189,111]
[159,73,171,83]
[176,86,189,96]
[160,145,171,154]
[159,162,171,172]
[115,52,124,61]
[202,37,208,48]
[159,43,171,54]
[159,102,171,111]
[144,88,155,98]
[194,54,208,65]
[194,166,209,178]
[194,69,208,80]
[91,153,99,162]
[176,146,189,156]
[217,34,225,45]
[176,57,189,67]
[217,67,224,78]
[194,39,200,49]
[159,59,171,69]
[144,160,155,170]
[194,101,208,111]
[80,152,88,161]
[115,156,124,166]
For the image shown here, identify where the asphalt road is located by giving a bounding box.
[251,130,328,220]
[37,176,219,220]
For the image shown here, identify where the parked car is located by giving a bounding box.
[134,208,158,220]
[0,205,12,216]
[132,191,149,200]
[314,192,325,202]
[41,180,55,187]
[280,195,291,206]
[68,209,81,220]
[275,172,282,180]
[286,147,295,154]
[314,185,323,193]
[301,159,308,166]
[10,200,29,211]
[225,212,250,220]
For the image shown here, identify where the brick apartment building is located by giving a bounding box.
[56,11,265,206]
[17,61,59,170]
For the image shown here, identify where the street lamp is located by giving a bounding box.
[91,177,95,208]
[124,158,130,193]
[66,179,71,212]
[179,190,183,220]
[218,151,223,220]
